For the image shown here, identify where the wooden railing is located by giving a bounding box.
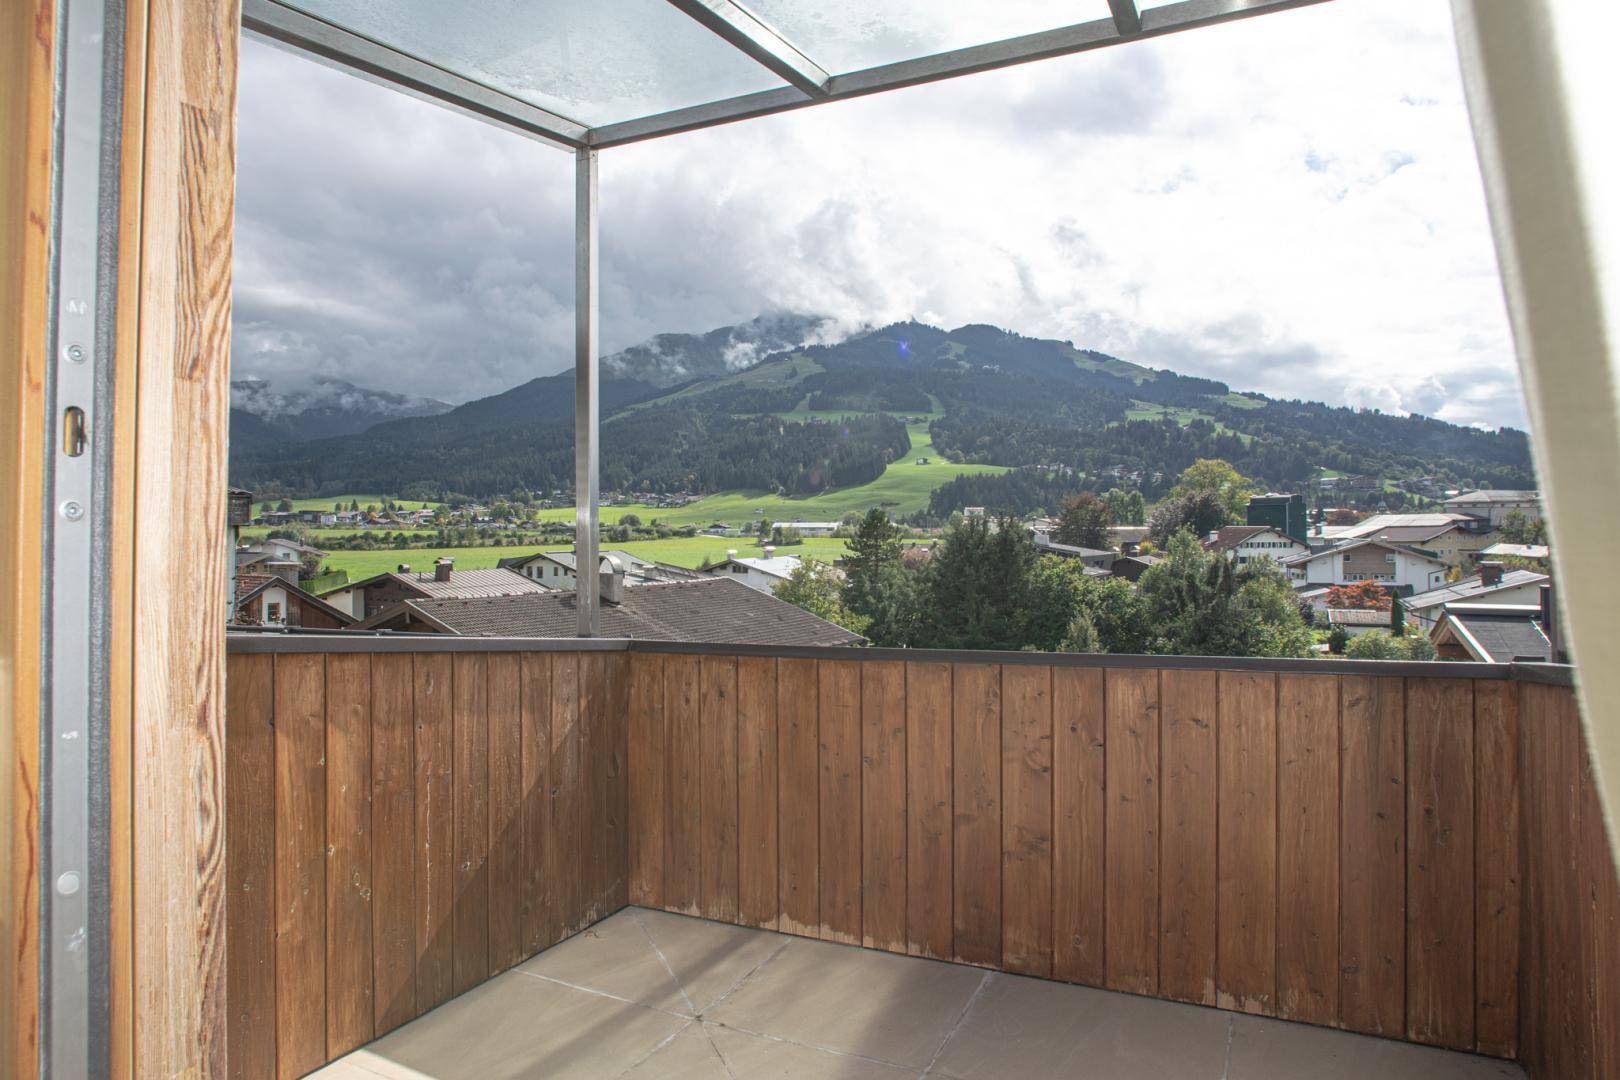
[225,638,1617,1079]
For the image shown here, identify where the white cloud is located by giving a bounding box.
[234,0,1525,427]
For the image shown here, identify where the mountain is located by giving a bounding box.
[229,318,1536,517]
[229,376,453,448]
[601,311,845,387]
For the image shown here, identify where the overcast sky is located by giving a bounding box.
[233,1,1528,429]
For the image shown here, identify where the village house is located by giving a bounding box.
[1431,602,1554,662]
[496,548,702,590]
[1313,511,1498,565]
[1204,524,1308,565]
[1403,562,1552,629]
[232,571,355,630]
[323,558,551,621]
[1281,537,1449,593]
[702,549,804,593]
[1443,488,1541,527]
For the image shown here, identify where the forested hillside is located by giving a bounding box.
[230,317,1536,512]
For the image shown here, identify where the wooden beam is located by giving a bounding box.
[129,0,239,1071]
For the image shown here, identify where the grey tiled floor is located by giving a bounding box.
[317,907,1527,1079]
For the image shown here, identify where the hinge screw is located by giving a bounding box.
[65,344,86,363]
[60,500,85,522]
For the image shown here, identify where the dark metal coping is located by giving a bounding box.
[225,632,1578,686]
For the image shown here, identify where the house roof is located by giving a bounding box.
[1480,542,1550,559]
[1041,542,1115,560]
[1434,604,1551,662]
[233,572,357,626]
[1327,608,1394,627]
[1404,569,1550,612]
[247,538,329,556]
[349,567,555,600]
[1204,525,1280,552]
[1323,513,1476,543]
[497,548,655,572]
[712,555,801,579]
[1443,489,1538,504]
[355,577,863,646]
[1281,537,1445,567]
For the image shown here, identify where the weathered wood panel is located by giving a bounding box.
[370,654,416,1037]
[1159,669,1217,1006]
[905,662,953,960]
[1105,668,1159,995]
[1216,671,1276,1016]
[486,654,525,972]
[274,654,327,1079]
[519,654,554,955]
[1276,674,1338,1027]
[1338,675,1405,1038]
[819,660,863,944]
[324,653,374,1057]
[627,653,665,909]
[1002,665,1053,978]
[1406,678,1475,1050]
[451,654,491,996]
[412,652,455,1014]
[700,656,740,923]
[777,658,820,936]
[664,654,702,917]
[952,663,1002,968]
[1052,667,1106,987]
[861,661,908,953]
[1473,679,1520,1059]
[737,657,779,929]
[225,654,276,1079]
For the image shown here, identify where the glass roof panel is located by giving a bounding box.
[742,0,1117,75]
[280,0,793,126]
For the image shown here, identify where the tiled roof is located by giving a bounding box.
[1444,489,1538,503]
[1204,525,1271,551]
[1327,608,1394,626]
[365,577,863,646]
[496,549,654,572]
[1443,609,1552,662]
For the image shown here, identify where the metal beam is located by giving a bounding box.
[241,0,588,150]
[1108,0,1143,35]
[665,0,830,97]
[589,0,1333,148]
[574,148,601,637]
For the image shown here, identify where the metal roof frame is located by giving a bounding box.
[241,0,1334,152]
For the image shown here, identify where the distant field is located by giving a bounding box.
[316,536,856,580]
[1121,399,1252,443]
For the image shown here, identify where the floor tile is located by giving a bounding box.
[929,973,1231,1080]
[637,907,789,1013]
[345,968,688,1080]
[708,935,985,1068]
[621,1022,917,1080]
[1227,1016,1527,1080]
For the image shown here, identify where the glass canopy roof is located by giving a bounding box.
[243,0,1331,148]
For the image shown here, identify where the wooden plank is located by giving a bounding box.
[486,654,524,972]
[413,652,455,1013]
[777,658,820,936]
[1338,675,1405,1037]
[609,652,632,913]
[549,653,585,934]
[1216,670,1277,1016]
[627,652,666,909]
[1159,669,1218,1006]
[663,654,702,917]
[952,663,1002,967]
[700,656,741,923]
[1276,674,1339,1026]
[1053,666,1106,987]
[1001,665,1053,978]
[862,661,908,953]
[1537,684,1591,1078]
[325,653,374,1057]
[905,662,953,960]
[519,654,554,953]
[737,657,780,929]
[370,653,416,1037]
[580,652,607,923]
[1405,678,1475,1050]
[818,659,863,944]
[1583,724,1620,1080]
[1517,683,1555,1076]
[274,653,326,1079]
[1473,680,1520,1058]
[451,653,490,995]
[225,653,276,1079]
[1104,667,1159,995]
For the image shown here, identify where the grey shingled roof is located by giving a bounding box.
[353,567,554,600]
[1404,569,1549,612]
[1445,610,1552,662]
[372,577,863,646]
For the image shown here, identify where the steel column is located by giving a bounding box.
[574,148,601,637]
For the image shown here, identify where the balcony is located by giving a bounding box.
[224,636,1617,1078]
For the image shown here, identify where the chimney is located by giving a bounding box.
[1540,583,1566,663]
[434,557,453,583]
[397,563,411,574]
[726,549,738,559]
[600,555,625,606]
[763,545,776,558]
[1479,561,1504,587]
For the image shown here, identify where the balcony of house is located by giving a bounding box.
[224,635,1618,1079]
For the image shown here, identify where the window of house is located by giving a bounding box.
[266,602,282,622]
